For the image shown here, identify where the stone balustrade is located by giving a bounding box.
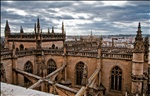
[1,48,133,60]
[1,51,12,59]
[101,52,132,60]
[43,49,63,55]
[7,33,64,40]
[66,50,98,57]
[16,50,35,57]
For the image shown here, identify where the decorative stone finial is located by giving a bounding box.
[5,20,10,35]
[20,26,24,33]
[134,22,144,52]
[81,65,87,86]
[34,23,36,34]
[62,21,64,34]
[52,26,54,34]
[48,28,50,34]
[37,17,40,33]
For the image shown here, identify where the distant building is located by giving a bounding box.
[0,18,149,96]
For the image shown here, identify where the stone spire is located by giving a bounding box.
[135,22,143,41]
[91,29,92,36]
[131,22,145,94]
[37,17,40,33]
[62,22,64,34]
[90,29,93,40]
[48,28,50,34]
[98,35,103,48]
[20,26,24,33]
[52,26,54,34]
[5,20,10,36]
[12,41,15,49]
[34,23,36,34]
[134,22,144,52]
[40,29,42,40]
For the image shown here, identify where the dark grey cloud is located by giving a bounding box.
[1,1,150,36]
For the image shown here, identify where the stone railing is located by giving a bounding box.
[16,50,35,57]
[67,46,97,52]
[1,48,133,60]
[1,51,12,59]
[42,33,64,38]
[43,49,63,55]
[66,50,98,57]
[102,47,133,54]
[101,52,132,60]
[7,33,64,40]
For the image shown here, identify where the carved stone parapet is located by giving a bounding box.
[131,74,144,81]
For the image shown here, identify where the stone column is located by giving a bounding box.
[12,45,18,85]
[59,44,71,85]
[97,36,102,86]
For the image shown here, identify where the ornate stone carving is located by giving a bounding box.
[81,65,88,86]
[134,22,144,52]
[144,36,149,61]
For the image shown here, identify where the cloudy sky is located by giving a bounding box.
[1,1,150,36]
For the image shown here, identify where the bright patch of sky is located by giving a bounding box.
[101,1,127,6]
[6,8,28,16]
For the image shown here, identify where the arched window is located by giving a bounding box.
[76,62,85,85]
[0,63,7,82]
[111,66,122,91]
[20,44,24,51]
[47,59,57,74]
[24,61,33,86]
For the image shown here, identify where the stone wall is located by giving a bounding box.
[101,59,132,95]
[0,52,142,96]
[8,41,63,50]
[1,59,13,83]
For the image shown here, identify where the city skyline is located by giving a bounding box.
[1,1,150,36]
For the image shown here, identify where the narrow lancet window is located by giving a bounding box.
[24,61,33,87]
[47,59,57,74]
[76,62,85,85]
[111,66,122,91]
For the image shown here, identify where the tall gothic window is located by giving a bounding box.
[0,63,7,82]
[24,61,33,86]
[76,62,85,85]
[111,66,122,91]
[47,59,57,74]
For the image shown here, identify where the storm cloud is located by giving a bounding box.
[1,1,150,36]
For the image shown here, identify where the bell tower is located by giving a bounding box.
[131,22,145,95]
